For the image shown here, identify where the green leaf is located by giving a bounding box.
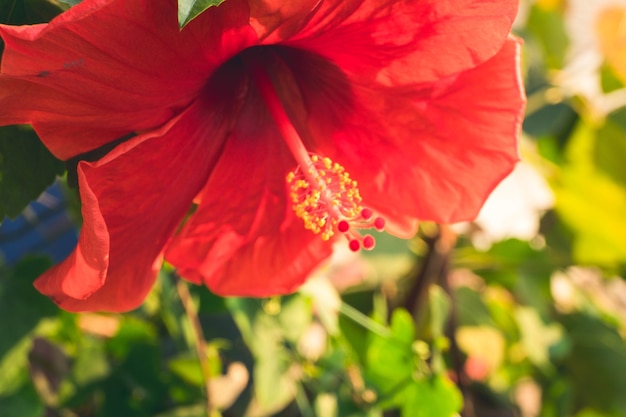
[0,0,65,25]
[0,381,44,417]
[0,257,57,361]
[554,121,626,267]
[401,375,463,417]
[227,297,302,414]
[593,121,626,188]
[105,317,157,360]
[561,313,626,414]
[365,309,416,406]
[168,345,223,387]
[177,0,226,28]
[152,404,206,417]
[169,356,205,387]
[55,0,82,7]
[0,337,31,396]
[279,294,312,343]
[0,126,64,219]
[71,337,110,386]
[515,307,564,370]
[525,4,569,69]
[454,286,495,327]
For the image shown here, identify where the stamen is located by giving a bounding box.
[285,154,385,249]
[243,52,386,251]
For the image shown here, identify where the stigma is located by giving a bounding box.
[243,50,386,251]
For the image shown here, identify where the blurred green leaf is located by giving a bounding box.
[525,4,569,70]
[56,0,81,7]
[0,337,31,396]
[454,286,495,328]
[71,336,109,386]
[523,102,578,145]
[401,375,463,417]
[365,309,415,407]
[554,122,626,267]
[0,257,56,360]
[599,62,625,94]
[168,344,223,387]
[561,313,626,414]
[338,311,369,364]
[279,294,312,343]
[515,307,563,370]
[227,297,302,413]
[0,126,65,219]
[104,339,167,416]
[106,317,157,360]
[593,121,626,187]
[196,286,228,315]
[169,356,204,387]
[575,409,614,417]
[0,381,44,417]
[178,0,225,28]
[152,404,206,417]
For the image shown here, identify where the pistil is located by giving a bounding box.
[243,52,385,251]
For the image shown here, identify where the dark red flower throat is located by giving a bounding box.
[237,47,386,252]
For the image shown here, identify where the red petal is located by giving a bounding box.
[0,0,255,160]
[284,0,519,83]
[352,38,525,224]
[248,0,321,42]
[276,38,523,228]
[166,84,332,296]
[34,99,229,312]
[399,37,525,222]
[31,174,110,301]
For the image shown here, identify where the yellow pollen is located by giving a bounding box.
[286,155,363,241]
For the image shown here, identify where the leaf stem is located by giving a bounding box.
[295,383,316,417]
[339,302,392,338]
[175,277,215,415]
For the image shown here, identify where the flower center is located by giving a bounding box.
[242,51,385,251]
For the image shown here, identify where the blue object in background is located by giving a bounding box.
[0,181,78,265]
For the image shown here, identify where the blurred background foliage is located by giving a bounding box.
[2,0,626,416]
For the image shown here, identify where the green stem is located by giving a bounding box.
[339,302,392,338]
[176,278,217,416]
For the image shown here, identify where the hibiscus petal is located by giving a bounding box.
[349,38,525,224]
[31,174,110,301]
[166,81,332,296]
[34,99,229,312]
[0,0,255,159]
[274,38,523,228]
[399,37,525,222]
[284,0,519,84]
[248,0,322,42]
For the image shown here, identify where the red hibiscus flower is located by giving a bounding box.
[0,0,525,312]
